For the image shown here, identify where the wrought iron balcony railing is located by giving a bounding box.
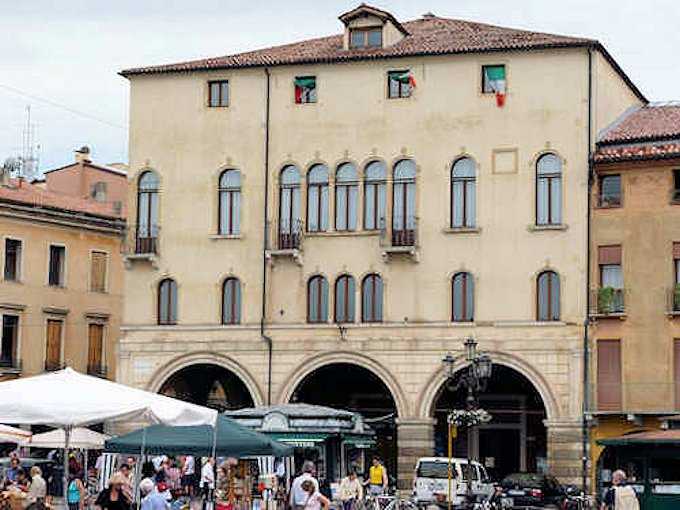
[590,287,626,316]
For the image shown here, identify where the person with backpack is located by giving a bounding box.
[601,470,639,510]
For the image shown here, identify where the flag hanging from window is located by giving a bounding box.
[392,71,417,88]
[294,77,317,104]
[484,65,506,107]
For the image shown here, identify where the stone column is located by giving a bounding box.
[545,419,585,486]
[396,418,436,489]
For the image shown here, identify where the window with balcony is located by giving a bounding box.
[335,163,358,231]
[90,251,108,293]
[451,157,476,228]
[45,319,63,371]
[392,159,416,246]
[218,169,241,235]
[48,245,65,287]
[598,245,624,314]
[87,323,104,376]
[335,275,356,323]
[158,278,178,325]
[294,76,317,104]
[208,80,229,107]
[3,238,21,282]
[363,161,386,230]
[279,166,302,249]
[537,271,560,321]
[136,170,160,254]
[307,165,329,233]
[222,277,241,325]
[362,274,383,323]
[1,315,19,368]
[307,275,328,323]
[598,174,621,208]
[536,153,562,225]
[349,27,382,48]
[452,272,474,322]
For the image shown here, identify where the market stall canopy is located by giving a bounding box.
[0,424,31,443]
[0,367,217,427]
[597,429,680,446]
[105,415,293,457]
[24,427,110,450]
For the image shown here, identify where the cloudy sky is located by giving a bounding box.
[1,0,678,172]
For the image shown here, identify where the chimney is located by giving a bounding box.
[74,145,92,164]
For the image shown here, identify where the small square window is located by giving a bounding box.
[387,70,414,99]
[672,169,680,203]
[349,28,382,49]
[598,174,622,207]
[208,80,229,107]
[294,76,317,104]
[482,65,506,94]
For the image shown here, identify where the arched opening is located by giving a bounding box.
[159,363,254,411]
[290,363,398,480]
[431,365,547,481]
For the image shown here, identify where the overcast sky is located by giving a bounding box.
[1,0,678,172]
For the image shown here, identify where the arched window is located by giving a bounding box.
[222,277,241,325]
[364,161,387,230]
[392,160,416,246]
[537,271,560,321]
[536,153,562,226]
[452,272,474,322]
[218,169,241,235]
[362,274,383,323]
[158,278,177,325]
[307,164,329,232]
[451,158,476,228]
[335,275,356,323]
[279,165,301,249]
[136,170,160,254]
[307,275,329,323]
[335,163,358,231]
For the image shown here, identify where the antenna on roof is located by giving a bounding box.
[13,105,40,181]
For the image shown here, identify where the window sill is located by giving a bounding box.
[306,230,380,238]
[442,227,481,235]
[46,284,67,290]
[210,234,242,240]
[594,204,622,210]
[666,311,680,318]
[528,224,568,232]
[2,279,23,285]
[589,312,627,320]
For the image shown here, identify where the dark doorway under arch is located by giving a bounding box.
[291,363,398,481]
[432,364,547,481]
[159,363,254,411]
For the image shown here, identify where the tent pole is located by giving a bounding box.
[64,426,71,510]
[135,426,147,510]
[84,451,88,510]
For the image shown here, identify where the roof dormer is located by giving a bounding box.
[339,4,409,50]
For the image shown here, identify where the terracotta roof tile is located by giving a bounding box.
[594,142,680,164]
[121,16,596,76]
[0,178,124,220]
[599,103,680,144]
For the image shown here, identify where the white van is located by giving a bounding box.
[412,457,493,507]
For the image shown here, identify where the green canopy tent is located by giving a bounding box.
[105,415,293,457]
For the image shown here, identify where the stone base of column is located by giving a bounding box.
[396,418,436,489]
[546,419,586,487]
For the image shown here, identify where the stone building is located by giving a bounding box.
[0,157,125,382]
[118,4,645,486]
[589,103,680,484]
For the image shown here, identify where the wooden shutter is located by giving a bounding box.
[90,252,107,292]
[597,339,622,411]
[675,340,680,410]
[88,324,103,371]
[45,320,62,369]
[598,245,622,265]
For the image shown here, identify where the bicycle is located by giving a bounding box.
[363,490,418,510]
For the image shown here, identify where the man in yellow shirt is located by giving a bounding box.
[367,457,388,496]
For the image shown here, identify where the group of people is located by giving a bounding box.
[0,457,47,510]
[290,457,389,510]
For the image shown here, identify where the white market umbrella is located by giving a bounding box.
[25,427,109,450]
[0,424,31,443]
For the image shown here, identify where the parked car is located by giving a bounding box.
[412,457,494,508]
[499,472,568,508]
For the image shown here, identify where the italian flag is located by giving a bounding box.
[485,66,506,107]
[393,71,417,89]
[294,77,316,103]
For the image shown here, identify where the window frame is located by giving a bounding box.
[306,164,329,233]
[481,64,506,94]
[222,277,242,325]
[387,70,412,99]
[89,250,109,293]
[334,275,356,324]
[294,76,317,104]
[44,317,64,371]
[208,80,230,108]
[363,161,387,231]
[451,158,477,228]
[307,275,329,324]
[3,237,23,282]
[0,314,19,367]
[392,159,417,246]
[361,273,383,323]
[136,170,160,253]
[597,174,622,208]
[279,166,302,249]
[672,169,680,204]
[87,322,105,375]
[47,244,66,287]
[335,163,359,231]
[536,270,560,322]
[535,153,562,226]
[349,27,383,49]
[451,272,474,322]
[218,169,241,236]
[157,278,178,326]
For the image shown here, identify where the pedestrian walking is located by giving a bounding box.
[300,480,329,510]
[22,466,46,510]
[181,456,196,497]
[338,469,363,510]
[289,462,319,510]
[66,469,86,510]
[138,479,166,510]
[367,457,388,496]
[200,458,215,510]
[95,474,131,510]
[601,470,639,510]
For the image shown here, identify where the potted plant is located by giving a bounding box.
[598,287,615,314]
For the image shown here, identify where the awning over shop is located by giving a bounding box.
[598,429,680,446]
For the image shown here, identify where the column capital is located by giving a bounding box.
[395,417,437,427]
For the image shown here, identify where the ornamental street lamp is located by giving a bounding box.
[442,337,493,510]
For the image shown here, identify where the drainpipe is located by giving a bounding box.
[261,67,273,405]
[582,47,594,494]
